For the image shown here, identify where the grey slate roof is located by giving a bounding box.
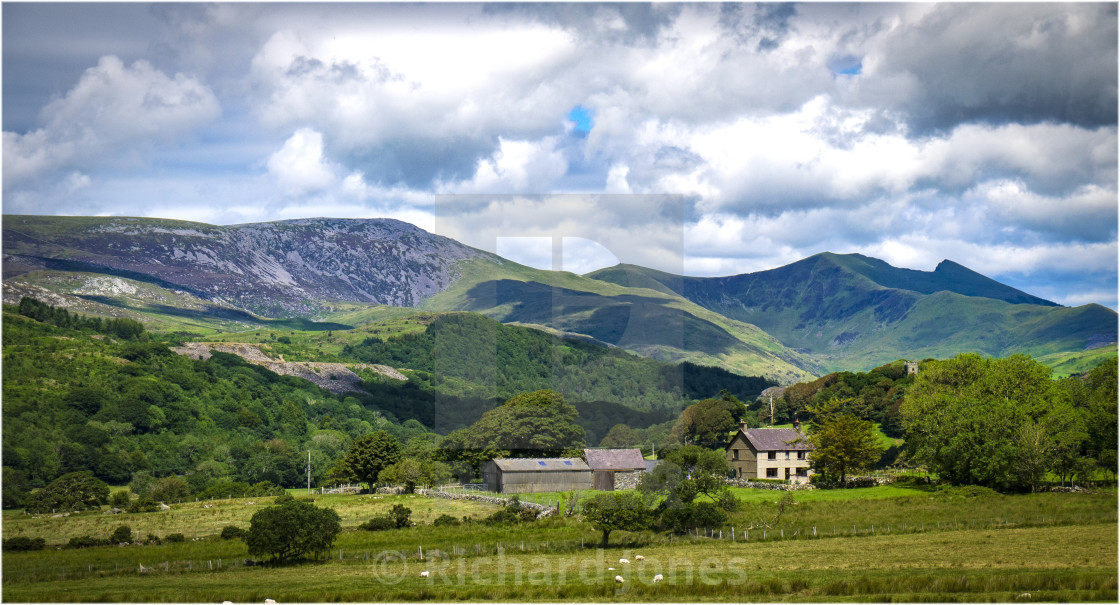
[491,458,590,472]
[742,428,813,451]
[583,448,646,470]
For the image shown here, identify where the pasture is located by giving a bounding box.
[2,487,1116,602]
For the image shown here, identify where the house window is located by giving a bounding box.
[796,468,807,476]
[785,451,790,460]
[765,468,778,478]
[767,452,777,460]
[733,449,739,460]
[797,451,806,460]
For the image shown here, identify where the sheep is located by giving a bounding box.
[653,574,664,583]
[619,558,630,564]
[222,601,233,604]
[614,575,625,583]
[634,555,645,561]
[608,567,615,571]
[1016,594,1031,600]
[264,600,276,604]
[419,571,430,578]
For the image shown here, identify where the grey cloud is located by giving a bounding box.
[483,2,681,46]
[862,3,1117,133]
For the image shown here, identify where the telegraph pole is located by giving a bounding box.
[306,450,311,495]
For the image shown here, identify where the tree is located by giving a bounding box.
[378,457,451,493]
[901,354,1088,491]
[667,392,746,449]
[808,414,883,483]
[244,494,341,563]
[436,390,585,476]
[24,471,109,513]
[338,431,402,490]
[639,445,732,505]
[599,424,640,448]
[582,491,651,547]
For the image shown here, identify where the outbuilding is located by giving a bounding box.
[583,448,647,491]
[482,458,592,494]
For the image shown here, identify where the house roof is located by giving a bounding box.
[583,448,646,470]
[741,428,813,451]
[490,458,590,472]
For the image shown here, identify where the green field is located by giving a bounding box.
[3,487,1116,602]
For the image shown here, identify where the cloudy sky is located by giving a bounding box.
[3,2,1117,308]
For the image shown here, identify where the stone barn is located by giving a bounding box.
[583,448,647,491]
[482,458,591,494]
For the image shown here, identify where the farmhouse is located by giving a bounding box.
[726,421,813,484]
[482,458,591,493]
[583,448,646,491]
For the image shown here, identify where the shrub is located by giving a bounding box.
[108,490,132,508]
[149,476,190,503]
[165,533,186,543]
[245,496,341,562]
[433,514,460,527]
[388,504,412,528]
[220,525,246,540]
[67,535,104,549]
[3,537,46,551]
[127,497,161,513]
[359,516,396,531]
[110,525,133,544]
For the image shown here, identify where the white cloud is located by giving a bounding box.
[3,56,220,188]
[266,128,337,196]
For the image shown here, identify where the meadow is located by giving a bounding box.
[2,485,1116,602]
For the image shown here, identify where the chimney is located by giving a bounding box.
[738,419,746,432]
[793,418,801,432]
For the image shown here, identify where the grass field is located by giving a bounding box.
[2,487,1116,602]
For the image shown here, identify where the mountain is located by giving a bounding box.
[2,215,819,382]
[586,253,1117,372]
[3,215,486,317]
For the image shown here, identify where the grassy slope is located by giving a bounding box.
[422,257,820,382]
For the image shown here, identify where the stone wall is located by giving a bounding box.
[417,489,557,518]
[613,471,642,491]
[725,478,816,491]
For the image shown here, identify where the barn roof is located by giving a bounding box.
[742,428,813,451]
[490,458,590,472]
[583,448,646,470]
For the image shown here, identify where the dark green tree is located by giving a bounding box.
[244,494,341,563]
[582,491,651,547]
[339,431,402,490]
[667,392,745,449]
[639,445,732,505]
[24,471,110,513]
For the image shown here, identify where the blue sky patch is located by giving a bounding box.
[568,105,594,135]
[829,55,863,77]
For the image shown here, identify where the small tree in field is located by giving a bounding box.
[582,492,651,548]
[339,431,401,490]
[245,495,341,563]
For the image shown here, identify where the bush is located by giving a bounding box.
[388,504,412,529]
[127,497,161,513]
[3,537,46,551]
[658,501,728,533]
[165,533,186,543]
[108,490,132,508]
[67,535,104,549]
[433,514,460,527]
[245,496,341,562]
[110,525,133,544]
[358,516,396,531]
[149,476,190,503]
[220,525,246,540]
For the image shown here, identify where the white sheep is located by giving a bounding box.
[619,558,630,564]
[419,571,429,578]
[222,601,233,604]
[1016,594,1031,600]
[264,600,276,604]
[653,574,664,583]
[614,575,625,583]
[634,555,645,561]
[608,567,615,571]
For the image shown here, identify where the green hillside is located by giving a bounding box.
[422,257,820,382]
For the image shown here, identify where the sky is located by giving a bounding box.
[2,2,1117,309]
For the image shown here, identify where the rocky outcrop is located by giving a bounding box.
[171,342,406,394]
